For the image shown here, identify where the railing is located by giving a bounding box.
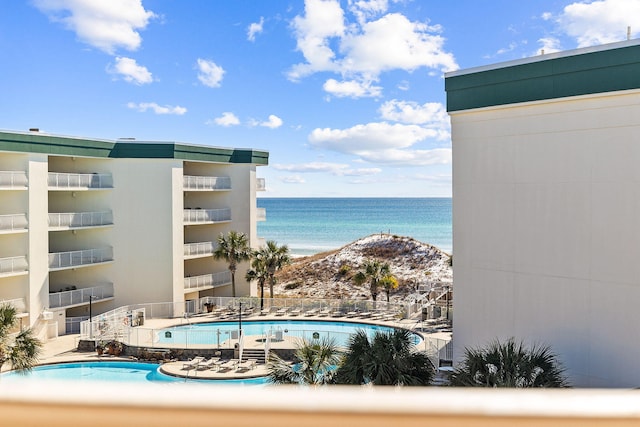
[48,172,113,189]
[183,208,231,223]
[66,316,88,334]
[256,177,266,191]
[184,271,232,290]
[183,175,231,191]
[256,207,266,221]
[48,211,113,229]
[0,256,28,275]
[48,247,113,270]
[49,283,114,309]
[0,214,28,231]
[184,241,216,257]
[0,297,26,314]
[0,171,27,188]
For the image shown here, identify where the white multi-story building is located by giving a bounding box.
[0,129,267,336]
[447,39,640,387]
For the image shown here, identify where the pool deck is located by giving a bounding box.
[27,313,451,380]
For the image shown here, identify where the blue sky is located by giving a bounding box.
[2,0,640,197]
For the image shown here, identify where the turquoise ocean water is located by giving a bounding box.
[257,198,452,257]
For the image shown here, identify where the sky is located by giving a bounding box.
[2,0,640,197]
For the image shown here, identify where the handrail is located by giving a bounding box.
[48,172,113,189]
[183,175,231,190]
[48,247,113,269]
[0,297,26,313]
[184,241,216,257]
[48,211,113,228]
[0,213,28,231]
[0,256,28,274]
[183,208,231,223]
[49,283,114,309]
[184,271,232,290]
[0,171,27,188]
[256,177,266,191]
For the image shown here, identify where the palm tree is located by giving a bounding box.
[450,337,569,387]
[261,240,290,300]
[353,259,391,303]
[380,274,398,302]
[335,329,434,386]
[267,337,342,385]
[0,304,41,373]
[245,251,269,310]
[213,231,251,298]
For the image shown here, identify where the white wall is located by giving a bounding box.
[452,89,640,387]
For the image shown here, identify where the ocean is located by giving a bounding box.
[256,198,452,257]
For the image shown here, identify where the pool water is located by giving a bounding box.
[158,320,423,347]
[2,361,268,385]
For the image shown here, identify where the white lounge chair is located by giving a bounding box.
[304,308,319,317]
[275,307,289,316]
[197,357,220,370]
[318,308,331,317]
[235,359,257,371]
[218,359,240,371]
[182,356,205,370]
[289,308,301,316]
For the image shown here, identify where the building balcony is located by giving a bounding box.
[49,247,114,271]
[0,297,27,318]
[0,214,28,234]
[183,208,231,224]
[0,171,28,189]
[48,172,113,190]
[48,211,113,230]
[0,256,28,278]
[183,175,231,191]
[49,283,114,309]
[184,270,232,292]
[256,177,266,191]
[184,241,216,259]
[256,207,266,222]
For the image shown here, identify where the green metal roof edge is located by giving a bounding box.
[0,132,269,165]
[445,42,640,112]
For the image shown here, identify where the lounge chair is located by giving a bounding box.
[304,308,319,317]
[289,308,301,316]
[318,308,331,317]
[182,356,205,370]
[275,307,289,316]
[197,357,220,370]
[218,359,240,371]
[235,359,257,371]
[346,311,358,318]
[330,310,344,317]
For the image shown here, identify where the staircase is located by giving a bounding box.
[241,348,266,363]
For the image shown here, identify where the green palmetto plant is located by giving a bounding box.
[353,259,391,304]
[0,304,41,374]
[267,337,342,386]
[213,231,251,298]
[335,329,434,386]
[380,274,398,302]
[450,337,569,388]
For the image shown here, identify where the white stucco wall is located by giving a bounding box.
[452,89,640,387]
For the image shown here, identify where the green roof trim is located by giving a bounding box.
[0,132,269,165]
[445,42,640,112]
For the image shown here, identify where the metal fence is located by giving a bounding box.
[49,283,114,309]
[0,256,28,274]
[0,214,28,231]
[48,172,113,189]
[184,241,216,257]
[183,175,231,191]
[48,247,113,269]
[183,208,231,223]
[184,271,232,290]
[0,171,27,187]
[48,211,113,228]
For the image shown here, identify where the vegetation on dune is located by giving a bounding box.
[450,337,569,388]
[353,259,394,303]
[0,303,41,373]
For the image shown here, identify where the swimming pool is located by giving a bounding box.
[158,319,423,347]
[1,361,268,385]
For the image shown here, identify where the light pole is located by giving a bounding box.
[238,301,243,335]
[89,294,97,339]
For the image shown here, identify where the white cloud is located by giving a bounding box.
[211,112,240,127]
[358,147,452,166]
[196,58,225,88]
[127,102,187,115]
[108,56,153,84]
[247,17,264,41]
[288,1,457,98]
[555,0,640,47]
[378,100,450,141]
[272,162,381,176]
[280,175,306,184]
[34,0,155,54]
[250,115,284,129]
[537,37,562,55]
[323,78,382,98]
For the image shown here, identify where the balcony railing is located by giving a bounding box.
[183,175,231,191]
[0,214,28,232]
[0,256,28,275]
[0,297,26,314]
[256,207,266,222]
[0,171,27,188]
[256,177,266,191]
[49,283,114,309]
[184,270,232,290]
[184,241,216,258]
[183,208,231,224]
[48,247,113,270]
[48,172,113,189]
[48,211,113,229]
